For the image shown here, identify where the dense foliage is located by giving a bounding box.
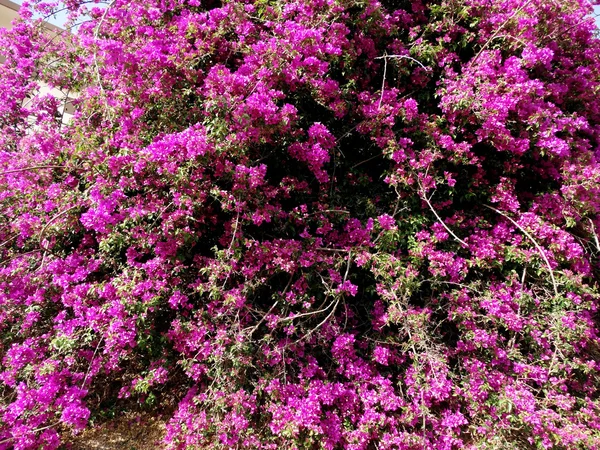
[1,0,600,448]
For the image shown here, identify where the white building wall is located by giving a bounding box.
[0,0,20,30]
[1,0,75,124]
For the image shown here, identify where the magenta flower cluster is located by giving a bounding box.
[0,0,599,448]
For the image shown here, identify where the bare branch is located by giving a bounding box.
[484,204,559,297]
[473,0,532,64]
[375,54,428,109]
[589,218,600,253]
[421,190,468,248]
[0,165,70,176]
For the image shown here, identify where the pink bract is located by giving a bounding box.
[0,0,599,448]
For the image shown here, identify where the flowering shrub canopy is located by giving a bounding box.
[1,0,600,448]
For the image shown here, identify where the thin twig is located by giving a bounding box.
[245,274,295,335]
[377,54,389,110]
[0,234,18,249]
[421,190,468,247]
[350,152,384,170]
[221,208,241,289]
[0,249,42,268]
[293,253,352,343]
[226,209,241,256]
[316,247,350,253]
[92,0,115,120]
[246,301,279,336]
[589,218,600,253]
[343,251,352,282]
[472,0,531,64]
[304,210,350,216]
[375,54,428,70]
[38,205,79,251]
[0,165,70,175]
[294,297,340,345]
[81,337,104,388]
[488,33,528,50]
[0,422,61,445]
[542,11,600,45]
[375,54,428,109]
[484,204,558,297]
[278,298,338,322]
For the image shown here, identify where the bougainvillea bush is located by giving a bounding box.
[1,0,600,448]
